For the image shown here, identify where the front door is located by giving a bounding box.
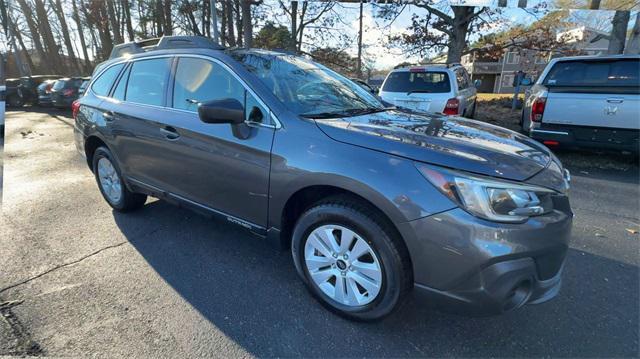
[155,56,275,228]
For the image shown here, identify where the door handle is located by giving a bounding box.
[160,126,180,140]
[103,111,115,121]
[606,98,624,104]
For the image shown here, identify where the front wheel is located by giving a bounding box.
[92,146,147,212]
[291,197,412,321]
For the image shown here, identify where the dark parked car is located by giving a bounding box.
[51,77,86,108]
[74,36,573,321]
[36,79,58,107]
[6,75,62,107]
[78,78,91,96]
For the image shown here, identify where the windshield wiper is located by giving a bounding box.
[301,107,387,119]
[407,90,432,95]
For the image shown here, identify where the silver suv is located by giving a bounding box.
[379,64,479,118]
[521,55,639,153]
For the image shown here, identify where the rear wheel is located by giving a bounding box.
[92,146,147,212]
[291,196,412,321]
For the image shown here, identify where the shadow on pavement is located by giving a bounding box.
[113,200,639,357]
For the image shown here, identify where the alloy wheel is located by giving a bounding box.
[304,224,383,307]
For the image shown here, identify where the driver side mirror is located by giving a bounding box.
[198,98,245,124]
[473,79,482,89]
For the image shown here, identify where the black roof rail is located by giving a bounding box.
[108,36,225,60]
[394,62,461,69]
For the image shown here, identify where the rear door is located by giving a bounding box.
[454,68,476,115]
[541,58,640,130]
[379,69,453,113]
[101,57,175,188]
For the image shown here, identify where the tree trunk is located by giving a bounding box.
[121,0,135,41]
[220,1,226,42]
[624,12,640,54]
[290,1,298,51]
[16,0,53,73]
[9,14,35,74]
[33,0,64,73]
[608,10,630,54]
[590,0,601,10]
[498,0,507,7]
[52,0,81,73]
[356,1,363,77]
[71,0,92,72]
[155,0,164,36]
[241,0,252,48]
[446,6,474,63]
[163,0,173,35]
[107,0,124,44]
[517,0,527,8]
[204,0,211,38]
[234,0,243,46]
[225,0,236,46]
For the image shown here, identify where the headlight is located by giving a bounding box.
[416,163,556,223]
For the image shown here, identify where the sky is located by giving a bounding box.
[295,2,626,70]
[1,1,628,71]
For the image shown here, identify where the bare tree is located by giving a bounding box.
[51,0,81,73]
[15,0,52,73]
[608,10,630,54]
[624,12,640,54]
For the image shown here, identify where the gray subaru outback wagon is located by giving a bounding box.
[73,36,572,321]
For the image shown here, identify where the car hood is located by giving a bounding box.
[314,109,552,181]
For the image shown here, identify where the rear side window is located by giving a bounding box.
[172,57,244,111]
[91,63,124,96]
[382,71,451,93]
[126,58,172,106]
[544,59,639,87]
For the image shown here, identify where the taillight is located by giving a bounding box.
[530,97,546,122]
[72,100,80,119]
[443,98,460,115]
[63,88,75,97]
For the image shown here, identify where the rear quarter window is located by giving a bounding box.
[91,63,125,96]
[382,71,451,93]
[544,59,640,88]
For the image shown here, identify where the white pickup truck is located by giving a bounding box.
[521,55,639,154]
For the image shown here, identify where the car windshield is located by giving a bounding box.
[382,71,451,93]
[228,50,384,117]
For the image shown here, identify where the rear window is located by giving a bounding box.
[52,81,66,91]
[544,59,639,87]
[382,71,451,93]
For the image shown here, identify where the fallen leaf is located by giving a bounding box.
[626,228,639,235]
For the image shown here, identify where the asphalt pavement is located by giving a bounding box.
[0,108,638,357]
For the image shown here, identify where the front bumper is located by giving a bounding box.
[398,201,572,315]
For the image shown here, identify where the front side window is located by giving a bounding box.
[172,57,244,112]
[91,63,124,96]
[126,58,172,106]
[229,50,383,117]
[382,71,451,94]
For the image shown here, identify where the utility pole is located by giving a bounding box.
[356,1,363,78]
[210,0,219,44]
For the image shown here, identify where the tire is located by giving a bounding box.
[468,102,477,119]
[291,196,412,321]
[92,146,147,212]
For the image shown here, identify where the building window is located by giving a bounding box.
[505,52,520,64]
[535,54,548,64]
[502,74,515,87]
